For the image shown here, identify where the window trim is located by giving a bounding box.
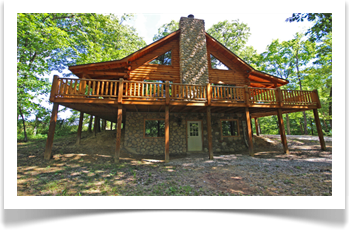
[143,118,165,139]
[220,119,240,137]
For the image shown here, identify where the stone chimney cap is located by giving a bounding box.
[188,14,194,18]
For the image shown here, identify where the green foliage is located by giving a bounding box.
[152,20,179,41]
[207,20,250,54]
[286,13,332,42]
[17,13,146,141]
[145,120,165,137]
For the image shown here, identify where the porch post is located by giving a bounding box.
[44,103,59,160]
[255,118,260,136]
[88,115,93,133]
[94,116,98,136]
[313,109,326,150]
[207,106,213,159]
[102,119,106,131]
[115,105,123,163]
[245,107,254,157]
[277,109,289,154]
[165,105,170,162]
[76,112,84,145]
[245,107,254,156]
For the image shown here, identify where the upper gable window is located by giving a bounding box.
[210,54,230,70]
[149,50,172,65]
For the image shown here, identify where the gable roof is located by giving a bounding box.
[205,33,288,87]
[68,30,180,75]
[69,29,288,88]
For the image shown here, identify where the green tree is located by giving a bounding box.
[286,13,332,42]
[207,19,251,55]
[17,13,146,141]
[152,20,179,41]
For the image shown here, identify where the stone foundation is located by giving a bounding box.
[124,111,248,156]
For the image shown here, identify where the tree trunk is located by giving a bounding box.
[33,116,39,136]
[286,113,290,135]
[88,115,93,133]
[18,107,28,142]
[310,119,314,135]
[329,86,332,129]
[295,46,308,135]
[300,121,303,134]
[302,111,308,135]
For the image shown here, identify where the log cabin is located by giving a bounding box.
[44,15,326,162]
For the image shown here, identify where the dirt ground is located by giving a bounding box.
[17,131,332,196]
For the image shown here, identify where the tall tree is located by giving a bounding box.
[17,13,146,141]
[152,20,179,41]
[286,13,332,42]
[256,39,295,134]
[288,33,316,135]
[207,19,251,55]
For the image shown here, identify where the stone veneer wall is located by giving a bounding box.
[124,112,248,156]
[179,16,209,85]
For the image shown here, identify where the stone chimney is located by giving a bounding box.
[179,15,209,85]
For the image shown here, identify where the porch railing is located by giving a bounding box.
[51,76,320,107]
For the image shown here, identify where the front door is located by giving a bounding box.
[187,121,203,151]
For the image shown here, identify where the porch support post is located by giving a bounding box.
[76,112,84,145]
[44,103,59,160]
[277,109,289,154]
[115,105,123,163]
[313,109,326,150]
[165,105,170,163]
[94,116,98,136]
[207,106,213,160]
[245,107,254,156]
[255,118,260,136]
[102,119,106,131]
[88,115,93,133]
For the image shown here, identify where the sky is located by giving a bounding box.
[121,13,314,53]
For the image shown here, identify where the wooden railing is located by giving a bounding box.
[281,90,317,106]
[211,85,245,102]
[170,83,207,101]
[56,78,119,99]
[51,76,319,107]
[248,88,278,104]
[124,80,166,100]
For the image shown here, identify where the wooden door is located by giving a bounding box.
[187,121,203,151]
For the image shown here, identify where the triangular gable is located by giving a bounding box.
[205,33,289,88]
[69,30,180,78]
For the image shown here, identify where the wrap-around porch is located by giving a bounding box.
[44,76,326,162]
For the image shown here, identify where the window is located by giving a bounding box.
[221,119,239,137]
[144,119,165,138]
[189,123,199,136]
[149,50,172,65]
[210,54,230,70]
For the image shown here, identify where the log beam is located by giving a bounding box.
[313,109,326,150]
[165,105,170,162]
[255,118,259,136]
[44,103,59,160]
[277,109,289,154]
[207,106,213,160]
[115,105,123,163]
[245,107,254,156]
[76,112,84,145]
